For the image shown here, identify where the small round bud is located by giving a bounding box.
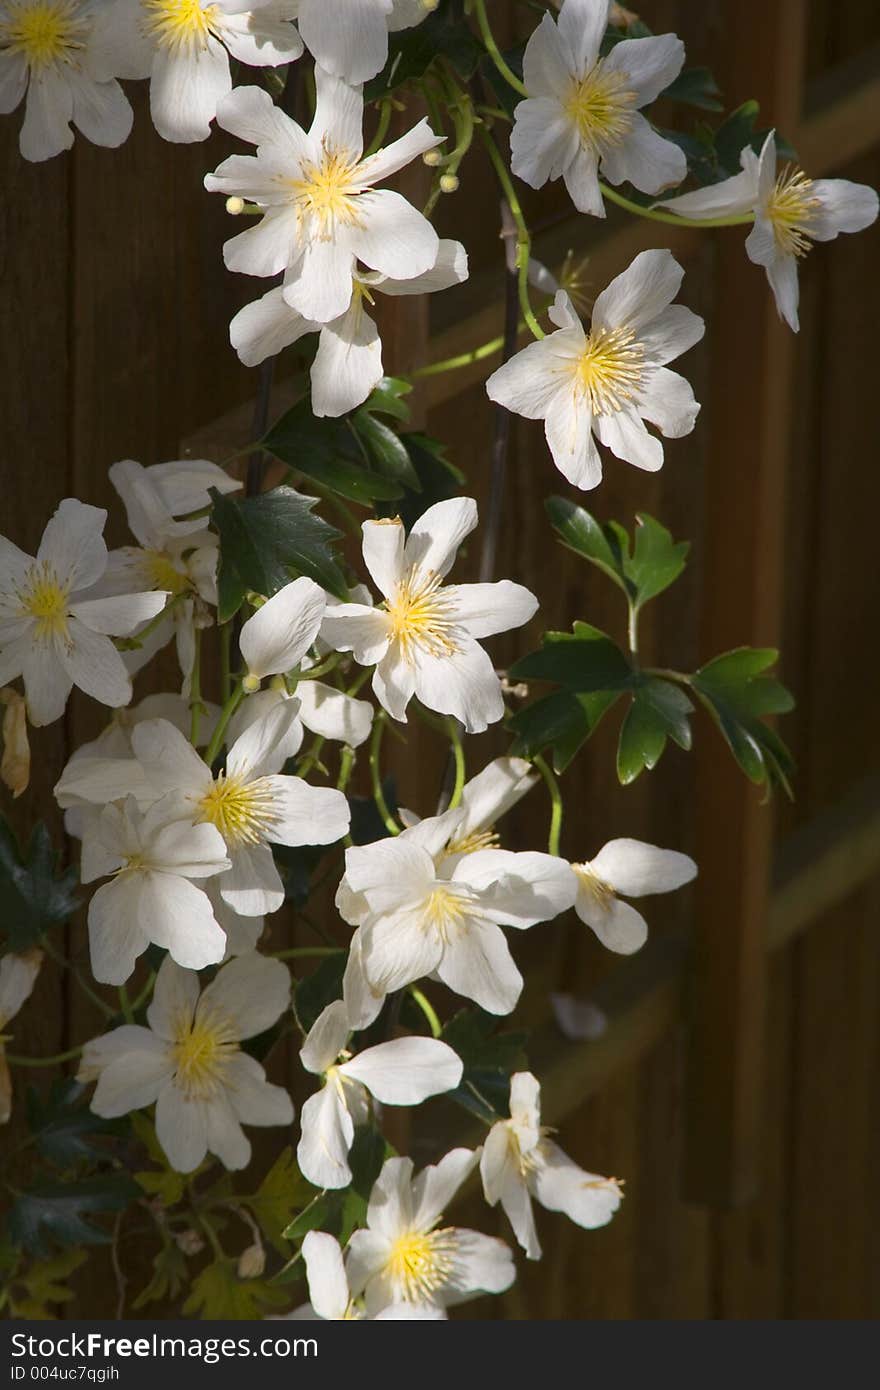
[242,673,261,694]
[422,0,439,11]
[422,149,443,167]
[237,1243,266,1280]
[175,1229,205,1257]
[226,196,245,216]
[269,674,288,693]
[439,173,459,194]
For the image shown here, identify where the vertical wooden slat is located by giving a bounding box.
[683,0,806,1205]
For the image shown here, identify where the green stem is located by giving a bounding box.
[118,986,134,1026]
[534,754,563,856]
[114,593,182,652]
[413,333,507,378]
[473,0,528,98]
[364,98,393,158]
[220,622,232,705]
[189,629,203,746]
[129,971,156,1016]
[446,718,466,810]
[409,987,442,1039]
[43,939,116,1021]
[5,1045,83,1068]
[296,653,342,682]
[296,734,326,780]
[478,126,545,340]
[337,745,355,793]
[599,180,755,228]
[369,714,400,836]
[627,602,639,656]
[203,684,246,767]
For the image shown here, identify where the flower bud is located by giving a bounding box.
[174,1229,205,1257]
[242,673,261,694]
[237,1243,266,1280]
[423,149,443,167]
[226,196,246,215]
[440,173,459,194]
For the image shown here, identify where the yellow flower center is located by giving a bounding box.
[198,773,279,848]
[173,1011,237,1098]
[573,862,617,911]
[443,827,500,858]
[422,885,472,940]
[765,165,821,258]
[385,569,459,662]
[287,149,363,238]
[385,1228,456,1303]
[572,323,645,416]
[564,62,637,155]
[143,0,217,49]
[19,564,70,639]
[143,549,190,596]
[0,1,87,68]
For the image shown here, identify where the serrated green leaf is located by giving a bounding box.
[508,689,620,771]
[628,514,690,606]
[365,0,483,100]
[9,1175,139,1256]
[26,1079,119,1168]
[210,484,347,621]
[545,498,688,611]
[616,677,693,784]
[242,1148,311,1257]
[182,1257,289,1320]
[263,400,404,505]
[691,647,795,792]
[0,820,79,951]
[545,495,630,597]
[132,1242,187,1311]
[511,622,635,692]
[361,377,412,421]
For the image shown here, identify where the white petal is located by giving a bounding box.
[263,775,350,845]
[361,518,404,598]
[562,142,606,217]
[510,1071,542,1141]
[300,1000,350,1076]
[230,285,314,367]
[600,112,686,196]
[298,0,389,84]
[532,1140,622,1228]
[603,32,685,106]
[138,873,227,970]
[543,386,602,489]
[69,72,133,149]
[351,189,439,281]
[661,167,756,219]
[341,1037,462,1105]
[58,621,132,709]
[372,648,417,722]
[353,118,443,188]
[763,248,801,332]
[21,640,72,726]
[198,952,291,1039]
[223,1051,295,1126]
[301,1232,350,1321]
[150,39,231,144]
[361,907,445,994]
[411,636,505,734]
[297,680,373,747]
[69,590,167,636]
[375,237,468,295]
[456,757,537,837]
[218,7,304,66]
[435,918,523,1015]
[0,52,27,116]
[38,498,107,591]
[283,236,355,322]
[486,334,579,419]
[90,1038,173,1117]
[556,0,610,74]
[595,408,665,471]
[590,838,697,896]
[223,206,301,278]
[365,1153,415,1239]
[342,928,386,1029]
[574,881,648,954]
[205,1090,251,1169]
[522,12,578,95]
[20,71,73,161]
[639,304,705,366]
[228,689,304,764]
[220,842,285,916]
[810,179,879,239]
[510,96,579,191]
[146,956,200,1041]
[411,1147,479,1230]
[635,365,700,438]
[399,499,479,580]
[440,1230,515,1306]
[445,580,537,640]
[212,82,310,157]
[311,303,383,418]
[131,717,210,799]
[87,878,152,985]
[239,576,326,679]
[297,1084,355,1189]
[155,1082,209,1172]
[319,602,391,666]
[0,950,42,1026]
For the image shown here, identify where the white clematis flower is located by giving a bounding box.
[510,0,686,217]
[486,251,704,489]
[337,806,577,1015]
[660,130,879,332]
[320,499,538,733]
[571,836,696,953]
[401,756,539,868]
[81,794,231,984]
[0,499,167,726]
[229,240,469,416]
[238,576,327,689]
[0,948,42,1124]
[131,701,351,916]
[204,75,443,324]
[229,684,373,766]
[0,0,133,161]
[89,0,303,144]
[278,1231,447,1321]
[480,1071,622,1260]
[347,1149,515,1313]
[297,999,463,1189]
[79,952,294,1171]
[293,0,433,84]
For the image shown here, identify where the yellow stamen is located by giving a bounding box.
[385,1228,456,1303]
[564,63,637,156]
[198,773,279,848]
[19,564,70,639]
[386,569,459,662]
[571,323,645,416]
[766,165,821,258]
[173,1010,237,1098]
[143,549,190,596]
[573,862,617,911]
[0,0,87,68]
[143,0,217,50]
[444,827,500,858]
[287,149,363,238]
[422,885,473,941]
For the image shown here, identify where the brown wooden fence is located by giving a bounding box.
[2,0,879,1319]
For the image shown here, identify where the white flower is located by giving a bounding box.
[81,794,231,983]
[402,756,539,866]
[481,1072,621,1259]
[238,576,327,686]
[79,952,294,1170]
[0,0,133,161]
[0,498,167,726]
[346,1149,515,1313]
[229,240,468,417]
[0,948,42,1124]
[229,684,374,763]
[486,251,704,489]
[204,74,443,324]
[660,130,879,332]
[278,1231,447,1321]
[337,807,576,1015]
[571,836,696,953]
[320,499,538,733]
[131,700,351,916]
[297,999,462,1189]
[294,0,433,84]
[510,0,686,217]
[89,0,303,144]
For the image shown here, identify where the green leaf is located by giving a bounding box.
[545,498,689,611]
[26,1080,119,1168]
[242,1148,311,1257]
[9,1175,139,1256]
[627,514,690,606]
[616,677,693,784]
[0,820,79,951]
[134,1169,185,1208]
[364,0,483,99]
[132,1242,187,1311]
[352,409,420,489]
[375,432,464,529]
[347,1125,389,1201]
[508,688,620,771]
[182,1257,289,1320]
[210,484,347,621]
[441,1009,527,1121]
[293,954,346,1035]
[263,399,404,506]
[661,66,723,111]
[5,1247,87,1319]
[511,621,635,692]
[691,647,795,792]
[360,376,412,422]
